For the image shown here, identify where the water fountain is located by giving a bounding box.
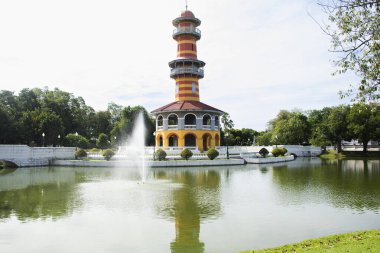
[116,112,147,182]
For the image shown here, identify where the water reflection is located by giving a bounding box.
[0,167,84,221]
[153,169,222,253]
[271,158,380,211]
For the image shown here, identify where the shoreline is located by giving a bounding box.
[241,229,380,253]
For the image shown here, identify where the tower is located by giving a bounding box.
[151,10,223,152]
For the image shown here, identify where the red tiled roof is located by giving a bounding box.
[151,101,223,114]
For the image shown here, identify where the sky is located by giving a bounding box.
[0,0,355,131]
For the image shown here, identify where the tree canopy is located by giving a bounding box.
[319,0,380,101]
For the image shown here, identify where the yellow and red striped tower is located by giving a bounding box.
[170,10,204,102]
[151,10,223,152]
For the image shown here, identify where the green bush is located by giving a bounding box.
[206,148,219,160]
[75,149,87,159]
[90,148,101,153]
[97,133,110,149]
[280,147,288,156]
[272,147,288,157]
[155,148,167,161]
[64,133,90,149]
[180,148,193,160]
[259,148,269,158]
[102,149,115,161]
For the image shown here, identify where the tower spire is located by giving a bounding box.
[185,0,188,10]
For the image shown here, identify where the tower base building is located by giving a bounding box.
[151,10,223,152]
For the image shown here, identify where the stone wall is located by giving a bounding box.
[0,145,75,167]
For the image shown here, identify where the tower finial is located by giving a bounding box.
[185,0,188,10]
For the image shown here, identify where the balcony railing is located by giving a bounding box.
[173,27,201,39]
[170,67,204,78]
[168,125,178,129]
[184,125,197,129]
[202,125,211,130]
[157,126,163,130]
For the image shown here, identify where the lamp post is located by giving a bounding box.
[153,132,156,161]
[58,134,61,147]
[275,135,278,148]
[42,132,45,147]
[75,132,78,150]
[225,132,229,159]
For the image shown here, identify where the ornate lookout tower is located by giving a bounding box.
[151,10,223,152]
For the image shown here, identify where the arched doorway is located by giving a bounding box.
[202,133,212,151]
[168,135,178,147]
[215,134,220,146]
[185,134,197,147]
[157,135,163,146]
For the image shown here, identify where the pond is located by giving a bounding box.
[0,158,379,253]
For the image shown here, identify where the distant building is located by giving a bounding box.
[151,10,223,151]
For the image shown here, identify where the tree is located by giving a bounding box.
[256,131,273,146]
[64,133,90,149]
[318,0,380,101]
[221,113,234,131]
[308,108,332,147]
[348,103,380,152]
[269,110,311,145]
[324,105,351,152]
[97,133,110,150]
[110,106,155,146]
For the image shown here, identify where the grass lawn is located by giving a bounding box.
[320,150,346,160]
[241,229,380,253]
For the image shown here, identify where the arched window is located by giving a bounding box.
[157,116,163,126]
[185,134,196,147]
[169,135,178,147]
[215,116,219,126]
[168,114,178,126]
[203,115,211,125]
[184,114,196,125]
[192,82,196,93]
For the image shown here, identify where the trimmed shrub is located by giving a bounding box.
[155,148,167,161]
[181,148,193,160]
[206,148,219,160]
[102,149,115,161]
[75,149,87,159]
[64,133,90,149]
[272,147,288,157]
[259,148,269,158]
[97,133,110,150]
[280,147,288,156]
[271,148,281,157]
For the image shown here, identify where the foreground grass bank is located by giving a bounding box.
[241,229,380,253]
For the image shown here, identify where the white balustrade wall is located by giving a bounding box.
[0,145,75,167]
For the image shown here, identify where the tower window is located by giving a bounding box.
[192,82,196,93]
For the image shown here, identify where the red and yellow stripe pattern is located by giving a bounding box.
[175,77,199,101]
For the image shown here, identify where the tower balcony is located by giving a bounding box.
[170,67,204,78]
[173,27,201,40]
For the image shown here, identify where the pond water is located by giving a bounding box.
[0,158,379,253]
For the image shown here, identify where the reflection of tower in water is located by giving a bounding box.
[155,169,221,253]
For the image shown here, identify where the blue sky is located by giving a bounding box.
[0,0,354,130]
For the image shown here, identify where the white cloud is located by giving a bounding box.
[0,0,354,130]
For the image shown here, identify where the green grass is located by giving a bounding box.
[241,229,380,253]
[320,150,346,160]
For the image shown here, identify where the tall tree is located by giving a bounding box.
[221,113,234,131]
[319,0,380,101]
[269,110,311,145]
[348,103,380,152]
[325,105,351,152]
